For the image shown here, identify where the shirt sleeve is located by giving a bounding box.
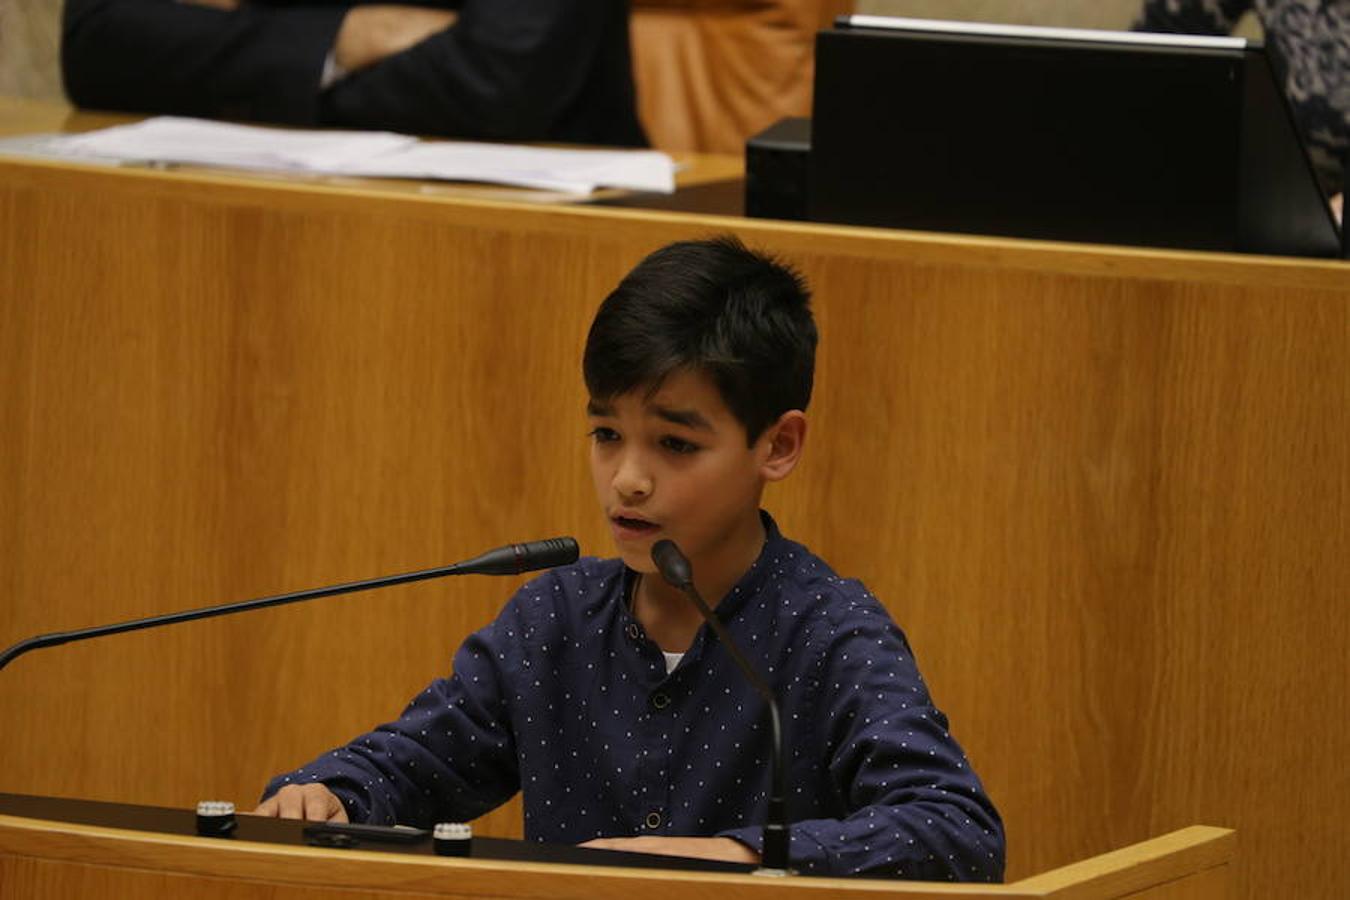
[62,0,346,125]
[718,599,1005,881]
[259,594,528,826]
[317,0,615,140]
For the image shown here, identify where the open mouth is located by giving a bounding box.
[611,515,659,535]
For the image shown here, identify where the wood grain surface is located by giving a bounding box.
[0,815,1232,900]
[0,128,1345,900]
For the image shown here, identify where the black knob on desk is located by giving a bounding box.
[196,800,237,837]
[433,822,472,856]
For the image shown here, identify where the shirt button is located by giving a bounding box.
[650,692,671,711]
[626,623,641,640]
[644,811,663,830]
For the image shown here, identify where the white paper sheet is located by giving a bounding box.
[48,117,417,171]
[42,116,676,194]
[340,141,675,194]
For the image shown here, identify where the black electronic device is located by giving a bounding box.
[746,117,812,221]
[809,16,1342,257]
[303,821,431,845]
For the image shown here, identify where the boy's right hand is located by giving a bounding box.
[252,784,348,822]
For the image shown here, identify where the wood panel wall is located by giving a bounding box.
[0,158,1345,899]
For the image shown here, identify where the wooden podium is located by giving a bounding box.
[0,794,1232,900]
[2,98,1341,899]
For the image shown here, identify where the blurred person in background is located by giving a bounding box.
[61,0,646,147]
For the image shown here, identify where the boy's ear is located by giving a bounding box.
[758,411,807,482]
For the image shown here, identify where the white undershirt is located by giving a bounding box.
[662,651,684,674]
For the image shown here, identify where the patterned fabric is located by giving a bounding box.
[263,513,1005,880]
[1137,0,1350,194]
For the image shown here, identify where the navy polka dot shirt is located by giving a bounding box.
[263,514,1005,880]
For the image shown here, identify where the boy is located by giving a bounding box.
[256,236,1005,880]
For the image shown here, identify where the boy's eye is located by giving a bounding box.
[660,436,700,455]
[588,427,619,443]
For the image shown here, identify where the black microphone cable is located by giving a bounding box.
[651,539,792,876]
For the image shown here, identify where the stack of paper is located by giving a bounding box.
[339,141,676,194]
[49,117,417,172]
[44,116,676,195]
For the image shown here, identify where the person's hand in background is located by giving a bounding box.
[335,5,457,73]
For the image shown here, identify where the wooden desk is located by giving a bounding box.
[0,794,1234,899]
[1,98,1345,900]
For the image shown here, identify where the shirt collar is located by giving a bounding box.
[714,509,789,621]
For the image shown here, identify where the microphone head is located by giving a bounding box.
[452,537,580,576]
[651,540,694,589]
[522,537,580,571]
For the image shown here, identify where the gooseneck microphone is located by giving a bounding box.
[446,537,580,576]
[650,539,792,876]
[0,537,579,673]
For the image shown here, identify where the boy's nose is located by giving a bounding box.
[613,454,652,499]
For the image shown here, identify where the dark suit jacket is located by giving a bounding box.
[62,0,647,147]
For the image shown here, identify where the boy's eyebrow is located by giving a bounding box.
[586,399,713,431]
[654,406,713,431]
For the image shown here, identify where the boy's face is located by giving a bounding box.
[587,369,772,576]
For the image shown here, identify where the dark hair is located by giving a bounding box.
[583,235,817,444]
